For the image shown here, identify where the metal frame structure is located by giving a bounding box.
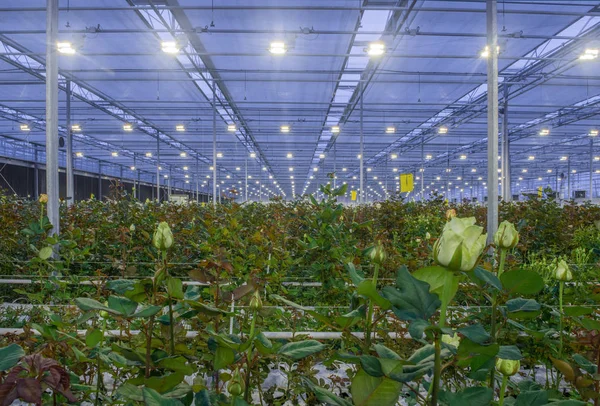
[0,0,599,211]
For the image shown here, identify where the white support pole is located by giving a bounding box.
[212,81,217,209]
[590,138,594,200]
[156,132,160,202]
[486,0,499,243]
[567,158,571,199]
[359,79,364,204]
[45,0,60,236]
[195,156,199,203]
[502,87,511,202]
[66,80,74,206]
[245,155,248,202]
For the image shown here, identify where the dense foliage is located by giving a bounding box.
[0,186,599,405]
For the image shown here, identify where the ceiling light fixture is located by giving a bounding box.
[161,41,179,54]
[145,152,152,157]
[590,129,598,136]
[480,45,499,58]
[228,124,236,132]
[331,125,340,133]
[579,48,599,60]
[539,128,550,136]
[123,123,133,132]
[20,124,30,131]
[71,124,81,132]
[280,125,290,133]
[269,41,287,54]
[176,124,185,132]
[57,41,76,54]
[366,42,385,56]
[111,152,119,157]
[385,126,395,134]
[75,152,83,158]
[438,126,448,134]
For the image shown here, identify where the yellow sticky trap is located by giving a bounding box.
[537,186,543,198]
[400,174,414,193]
[351,190,357,201]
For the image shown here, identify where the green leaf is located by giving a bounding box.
[413,266,459,305]
[184,300,229,317]
[408,319,430,341]
[167,278,184,300]
[350,368,402,406]
[457,338,499,374]
[214,346,234,370]
[278,340,326,360]
[106,279,136,294]
[580,318,600,331]
[255,332,274,355]
[271,295,332,326]
[506,298,541,319]
[497,345,522,360]
[85,329,103,348]
[159,356,194,375]
[572,354,597,374]
[472,267,502,291]
[335,306,366,329]
[0,344,24,371]
[381,266,441,321]
[132,305,163,318]
[303,378,353,406]
[373,344,401,361]
[145,372,185,394]
[360,356,384,377]
[117,383,144,402]
[440,387,493,406]
[142,387,184,406]
[458,324,491,345]
[347,262,365,286]
[357,280,392,310]
[74,298,117,314]
[39,246,53,260]
[515,390,548,406]
[108,295,139,317]
[500,269,544,295]
[564,306,593,317]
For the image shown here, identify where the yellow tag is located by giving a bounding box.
[400,174,414,193]
[351,190,357,201]
[537,186,543,197]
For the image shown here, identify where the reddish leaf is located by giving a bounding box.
[16,378,42,404]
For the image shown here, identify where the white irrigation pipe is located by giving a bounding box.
[0,327,409,340]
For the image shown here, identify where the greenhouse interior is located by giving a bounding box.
[1,0,600,405]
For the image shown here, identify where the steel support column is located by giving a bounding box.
[359,79,364,204]
[98,163,102,199]
[212,81,217,208]
[590,138,594,200]
[156,131,160,202]
[502,87,510,202]
[66,80,74,206]
[33,147,39,199]
[486,0,499,243]
[195,156,199,203]
[567,159,571,199]
[45,0,59,235]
